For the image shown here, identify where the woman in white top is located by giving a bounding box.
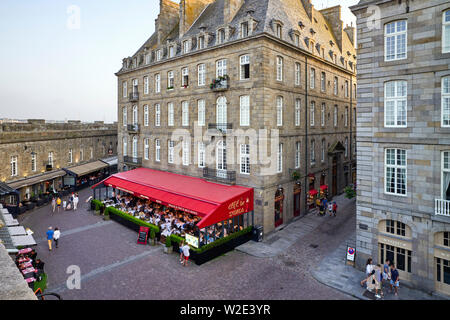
[53,227,61,248]
[360,257,374,288]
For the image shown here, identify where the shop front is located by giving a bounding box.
[92,168,254,265]
[63,160,109,191]
[378,235,413,282]
[319,185,329,200]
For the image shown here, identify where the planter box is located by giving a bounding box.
[37,199,45,207]
[26,202,35,211]
[190,230,253,266]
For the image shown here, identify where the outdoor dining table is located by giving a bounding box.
[18,247,33,254]
[21,267,36,275]
[18,257,31,263]
[25,277,36,283]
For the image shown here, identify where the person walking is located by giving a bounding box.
[56,197,62,212]
[360,257,374,288]
[181,242,190,267]
[53,227,61,248]
[374,264,383,298]
[73,193,79,211]
[332,202,337,217]
[46,227,54,251]
[51,197,56,213]
[390,263,400,296]
[382,259,391,287]
[179,240,185,263]
[63,199,67,211]
[328,202,333,216]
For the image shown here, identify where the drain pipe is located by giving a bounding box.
[304,56,309,214]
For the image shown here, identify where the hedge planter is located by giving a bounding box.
[105,207,159,234]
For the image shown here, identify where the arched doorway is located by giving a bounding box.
[293,183,301,217]
[275,188,284,227]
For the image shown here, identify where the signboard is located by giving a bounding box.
[347,246,356,262]
[185,234,199,249]
[137,226,149,245]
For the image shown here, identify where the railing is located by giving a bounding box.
[203,168,236,184]
[127,124,139,133]
[435,199,450,217]
[123,156,142,166]
[208,123,233,134]
[129,91,139,102]
[210,77,229,91]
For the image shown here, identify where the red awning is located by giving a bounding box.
[92,168,254,229]
[308,189,318,196]
[320,185,328,191]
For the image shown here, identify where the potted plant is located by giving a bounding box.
[292,170,300,181]
[149,229,156,246]
[164,237,173,254]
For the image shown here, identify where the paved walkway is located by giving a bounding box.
[311,231,449,300]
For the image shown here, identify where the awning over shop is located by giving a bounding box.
[64,160,108,177]
[0,182,19,196]
[100,156,118,167]
[93,168,254,229]
[308,189,318,196]
[7,170,66,190]
[320,185,328,191]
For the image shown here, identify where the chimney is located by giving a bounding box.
[301,0,314,21]
[179,0,214,37]
[224,0,244,24]
[344,24,356,46]
[155,0,180,45]
[320,6,343,51]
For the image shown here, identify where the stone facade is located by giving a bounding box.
[117,0,356,235]
[0,120,118,200]
[351,0,450,296]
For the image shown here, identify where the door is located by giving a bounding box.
[216,140,227,179]
[216,96,227,132]
[294,185,301,217]
[332,156,338,196]
[275,189,284,227]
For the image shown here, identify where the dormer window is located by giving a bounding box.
[241,22,249,38]
[145,54,151,65]
[198,36,205,49]
[276,24,282,39]
[169,45,175,58]
[217,29,226,44]
[156,49,162,61]
[294,33,300,46]
[183,40,190,54]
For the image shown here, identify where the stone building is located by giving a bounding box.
[0,120,118,202]
[116,0,357,235]
[351,0,450,296]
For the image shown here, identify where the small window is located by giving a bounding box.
[276,24,282,39]
[295,63,301,86]
[310,68,315,89]
[167,71,174,89]
[385,149,407,195]
[240,95,250,126]
[443,11,450,53]
[442,76,450,127]
[198,36,205,50]
[321,72,326,92]
[276,56,283,82]
[183,40,190,54]
[218,29,226,44]
[241,22,249,38]
[198,64,206,86]
[240,55,250,80]
[182,67,189,87]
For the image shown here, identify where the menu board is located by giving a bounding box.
[185,234,199,249]
[137,227,149,245]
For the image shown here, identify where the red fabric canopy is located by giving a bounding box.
[93,168,254,229]
[308,189,318,196]
[320,185,328,191]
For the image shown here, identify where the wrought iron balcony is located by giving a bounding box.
[435,199,450,217]
[208,123,233,134]
[123,156,142,166]
[127,124,140,133]
[210,77,229,91]
[203,168,236,184]
[129,91,139,102]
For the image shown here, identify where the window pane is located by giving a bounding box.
[397,248,406,271]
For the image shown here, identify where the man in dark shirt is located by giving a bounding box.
[390,263,400,296]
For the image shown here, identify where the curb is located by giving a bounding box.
[310,270,365,300]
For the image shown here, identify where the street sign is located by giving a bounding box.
[347,246,356,262]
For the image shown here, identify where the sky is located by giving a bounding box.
[0,0,358,123]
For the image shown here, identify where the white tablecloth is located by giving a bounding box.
[11,235,36,247]
[8,226,27,236]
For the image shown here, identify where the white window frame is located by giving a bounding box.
[123,107,127,126]
[155,74,161,93]
[276,56,283,82]
[441,151,450,199]
[122,81,127,98]
[11,156,18,177]
[321,139,325,163]
[310,68,315,89]
[240,144,250,175]
[198,64,206,86]
[68,149,73,164]
[169,45,175,58]
[132,105,138,126]
[183,40,190,54]
[216,59,227,78]
[310,101,315,127]
[144,138,149,160]
[384,81,407,128]
[156,49,162,61]
[321,103,325,127]
[295,62,301,86]
[198,36,205,50]
[182,67,189,87]
[182,140,190,166]
[310,140,315,166]
[443,10,450,53]
[155,104,161,127]
[295,142,301,169]
[240,95,250,126]
[321,72,326,92]
[385,148,407,196]
[277,143,283,173]
[240,55,250,80]
[182,101,189,126]
[241,22,249,38]
[295,99,301,126]
[334,77,338,95]
[168,141,174,164]
[144,105,149,127]
[384,20,407,61]
[144,76,149,95]
[442,76,450,127]
[155,139,161,162]
[198,142,205,168]
[123,137,128,157]
[277,96,283,126]
[167,71,174,89]
[168,103,174,127]
[132,136,138,158]
[198,99,205,127]
[334,105,338,127]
